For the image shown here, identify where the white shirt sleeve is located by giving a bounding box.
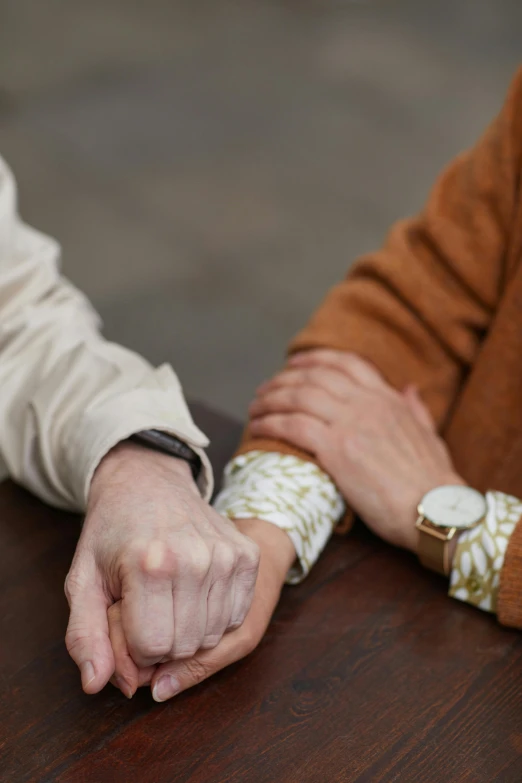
[0,156,213,510]
[213,451,344,583]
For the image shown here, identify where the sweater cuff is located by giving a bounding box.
[498,507,522,628]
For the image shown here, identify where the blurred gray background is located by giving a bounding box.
[1,0,520,419]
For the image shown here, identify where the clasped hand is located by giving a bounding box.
[250,349,463,552]
[65,349,463,703]
[64,442,264,699]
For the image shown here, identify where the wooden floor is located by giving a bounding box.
[1,0,521,417]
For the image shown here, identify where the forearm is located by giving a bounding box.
[233,517,297,576]
[237,71,522,466]
[0,157,211,510]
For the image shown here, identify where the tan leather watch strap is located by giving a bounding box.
[416,517,456,576]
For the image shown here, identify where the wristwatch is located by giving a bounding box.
[416,485,487,576]
[130,429,202,482]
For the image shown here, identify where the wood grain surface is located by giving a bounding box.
[1,403,521,782]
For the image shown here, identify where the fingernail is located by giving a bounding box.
[113,676,133,700]
[153,675,180,703]
[81,661,96,690]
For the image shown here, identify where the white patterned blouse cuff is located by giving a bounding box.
[213,451,345,584]
[449,491,522,613]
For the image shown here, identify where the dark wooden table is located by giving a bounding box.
[1,404,522,783]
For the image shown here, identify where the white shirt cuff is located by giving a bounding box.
[63,365,213,509]
[449,490,522,613]
[213,451,344,583]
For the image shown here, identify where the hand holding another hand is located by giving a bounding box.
[249,349,464,553]
[64,442,260,695]
[108,518,295,701]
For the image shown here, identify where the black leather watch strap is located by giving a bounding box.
[130,430,202,482]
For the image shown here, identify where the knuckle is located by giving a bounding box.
[141,539,169,576]
[237,543,260,579]
[63,568,83,602]
[132,538,174,579]
[242,539,260,571]
[65,627,84,656]
[63,573,73,602]
[212,542,237,581]
[229,603,249,629]
[65,624,107,659]
[126,536,212,583]
[185,657,210,683]
[186,541,212,581]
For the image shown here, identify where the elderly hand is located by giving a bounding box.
[108,518,295,701]
[64,442,260,695]
[249,349,464,553]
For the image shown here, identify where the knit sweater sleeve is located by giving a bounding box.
[235,68,522,535]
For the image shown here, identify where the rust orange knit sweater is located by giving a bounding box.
[237,67,522,630]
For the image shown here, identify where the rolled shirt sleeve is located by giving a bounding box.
[0,156,212,510]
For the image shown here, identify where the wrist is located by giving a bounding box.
[390,472,466,555]
[233,518,297,577]
[89,441,194,506]
[402,473,467,555]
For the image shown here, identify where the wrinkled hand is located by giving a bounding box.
[249,349,463,552]
[108,518,295,701]
[64,442,260,695]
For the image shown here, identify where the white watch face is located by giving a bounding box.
[419,485,486,529]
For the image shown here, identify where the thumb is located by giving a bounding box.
[403,385,436,432]
[64,564,114,694]
[151,627,255,703]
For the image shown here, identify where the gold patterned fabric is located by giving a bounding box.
[449,491,522,612]
[213,451,344,583]
[216,449,522,610]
